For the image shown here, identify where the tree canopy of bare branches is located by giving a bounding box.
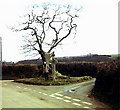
[12,3,81,80]
[15,4,80,61]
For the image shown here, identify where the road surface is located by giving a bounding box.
[1,79,110,109]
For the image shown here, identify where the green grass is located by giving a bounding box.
[14,76,93,86]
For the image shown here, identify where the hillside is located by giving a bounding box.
[14,54,112,65]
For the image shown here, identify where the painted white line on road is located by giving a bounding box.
[55,97,63,100]
[64,96,72,99]
[55,93,63,97]
[63,99,71,103]
[82,101,93,105]
[43,93,48,95]
[83,106,90,109]
[38,92,42,94]
[72,102,82,106]
[49,95,55,97]
[72,99,81,102]
[16,86,21,88]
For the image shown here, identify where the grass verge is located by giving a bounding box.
[14,76,93,86]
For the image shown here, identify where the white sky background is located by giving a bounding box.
[0,0,118,62]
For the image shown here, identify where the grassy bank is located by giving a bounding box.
[14,76,93,86]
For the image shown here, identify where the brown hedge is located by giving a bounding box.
[56,62,97,77]
[93,60,120,109]
[2,62,98,79]
[2,64,41,79]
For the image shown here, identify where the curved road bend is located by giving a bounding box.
[1,79,111,109]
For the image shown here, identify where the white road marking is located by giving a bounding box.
[72,102,82,106]
[82,101,93,105]
[43,93,47,95]
[49,95,55,97]
[16,86,21,88]
[72,99,81,102]
[83,106,90,109]
[64,96,72,99]
[38,92,42,94]
[63,99,71,103]
[55,93,63,97]
[55,97,63,100]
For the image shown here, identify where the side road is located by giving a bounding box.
[1,79,111,109]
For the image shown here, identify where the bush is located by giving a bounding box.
[56,62,97,77]
[93,60,120,109]
[2,62,98,79]
[2,64,42,79]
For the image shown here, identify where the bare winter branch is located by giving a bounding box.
[14,3,81,61]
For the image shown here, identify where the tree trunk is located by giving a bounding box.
[52,63,56,81]
[39,51,57,81]
[39,51,49,80]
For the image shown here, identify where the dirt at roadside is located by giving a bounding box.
[88,92,112,109]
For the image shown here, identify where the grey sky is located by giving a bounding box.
[0,0,118,62]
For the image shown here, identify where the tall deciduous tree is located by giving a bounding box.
[14,3,81,80]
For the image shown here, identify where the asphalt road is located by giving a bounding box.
[1,79,110,109]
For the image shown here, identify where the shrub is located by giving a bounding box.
[93,60,120,109]
[2,62,98,79]
[56,62,97,77]
[2,64,41,79]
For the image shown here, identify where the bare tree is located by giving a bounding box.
[14,4,81,80]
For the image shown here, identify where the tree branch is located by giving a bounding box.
[14,4,80,58]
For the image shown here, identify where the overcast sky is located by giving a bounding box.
[0,0,118,62]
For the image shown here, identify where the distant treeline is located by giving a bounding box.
[2,54,112,65]
[57,54,112,62]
